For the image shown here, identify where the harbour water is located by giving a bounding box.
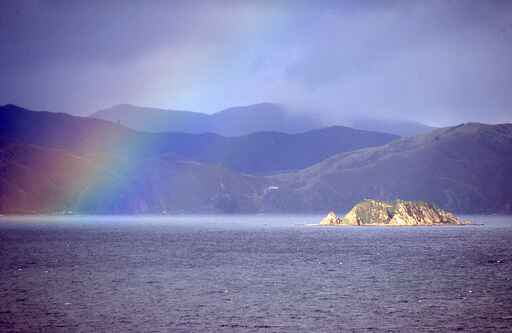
[1,215,511,332]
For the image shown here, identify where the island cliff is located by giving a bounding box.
[320,199,468,226]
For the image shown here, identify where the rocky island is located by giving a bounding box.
[320,199,469,226]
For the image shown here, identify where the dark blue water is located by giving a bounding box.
[1,215,512,332]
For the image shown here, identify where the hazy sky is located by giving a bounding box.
[1,0,511,126]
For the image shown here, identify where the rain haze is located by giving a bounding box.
[1,0,511,126]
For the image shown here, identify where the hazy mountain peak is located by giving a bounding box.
[90,102,324,136]
[90,102,436,137]
[214,102,284,114]
[2,104,28,112]
[99,103,198,114]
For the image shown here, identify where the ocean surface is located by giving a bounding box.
[1,214,512,332]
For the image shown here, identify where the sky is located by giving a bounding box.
[1,0,511,126]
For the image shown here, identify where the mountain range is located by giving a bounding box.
[91,103,319,136]
[91,103,434,137]
[264,123,512,213]
[0,104,398,174]
[1,104,510,214]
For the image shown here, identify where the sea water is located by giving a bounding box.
[1,214,511,332]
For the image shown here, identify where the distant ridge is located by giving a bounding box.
[264,122,512,213]
[91,104,210,133]
[153,125,399,174]
[91,103,435,137]
[91,103,322,136]
[345,116,435,137]
[0,104,398,174]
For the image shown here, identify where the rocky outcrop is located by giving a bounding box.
[319,211,343,225]
[321,199,468,226]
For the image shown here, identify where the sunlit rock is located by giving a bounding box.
[319,211,342,225]
[321,199,469,226]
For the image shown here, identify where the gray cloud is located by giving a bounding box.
[1,0,511,125]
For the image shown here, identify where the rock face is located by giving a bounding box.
[319,211,343,225]
[321,199,467,226]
